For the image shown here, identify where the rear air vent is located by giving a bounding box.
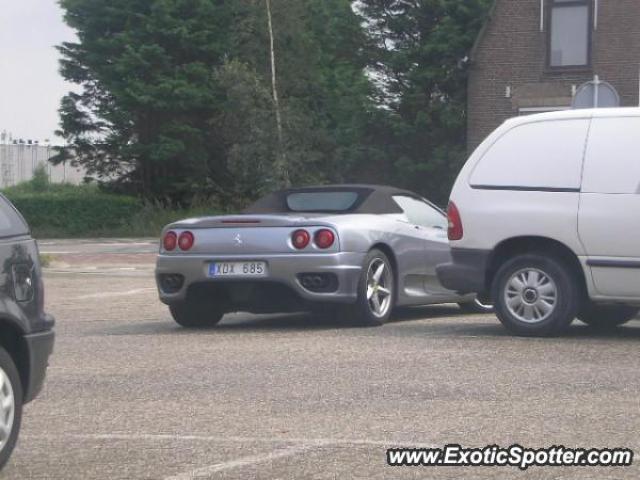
[298,273,338,293]
[159,274,185,294]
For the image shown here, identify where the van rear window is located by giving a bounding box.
[470,119,588,190]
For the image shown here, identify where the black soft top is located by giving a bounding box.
[245,184,418,215]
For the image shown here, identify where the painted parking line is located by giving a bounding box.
[164,443,323,480]
[23,432,437,449]
[23,433,438,478]
[73,288,156,300]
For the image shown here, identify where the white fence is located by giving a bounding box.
[0,142,86,188]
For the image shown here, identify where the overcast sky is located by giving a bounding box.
[0,1,76,143]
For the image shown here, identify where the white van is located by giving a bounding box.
[437,108,640,336]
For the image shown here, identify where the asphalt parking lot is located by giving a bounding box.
[2,239,640,479]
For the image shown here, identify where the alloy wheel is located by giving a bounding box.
[366,258,392,318]
[504,268,558,324]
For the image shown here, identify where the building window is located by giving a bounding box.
[548,0,591,68]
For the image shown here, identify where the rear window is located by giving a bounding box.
[286,192,359,212]
[0,195,28,237]
[470,119,588,190]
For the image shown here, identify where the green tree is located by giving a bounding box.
[358,0,493,204]
[57,0,379,205]
[56,0,238,203]
[233,0,380,186]
[30,164,50,192]
[211,60,278,207]
[57,0,489,207]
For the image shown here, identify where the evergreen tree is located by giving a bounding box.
[57,0,378,204]
[56,0,491,206]
[57,0,239,202]
[358,0,493,204]
[233,0,379,186]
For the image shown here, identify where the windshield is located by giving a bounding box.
[286,191,360,212]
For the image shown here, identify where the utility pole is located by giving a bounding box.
[265,0,290,187]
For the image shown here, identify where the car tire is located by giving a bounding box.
[492,254,580,337]
[0,347,22,471]
[458,297,494,314]
[340,249,395,327]
[578,303,639,329]
[169,301,224,329]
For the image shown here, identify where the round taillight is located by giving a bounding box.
[163,231,177,251]
[447,201,464,241]
[292,229,311,249]
[314,229,335,249]
[178,231,195,251]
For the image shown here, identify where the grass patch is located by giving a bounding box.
[108,200,224,238]
[39,253,54,268]
[3,181,223,238]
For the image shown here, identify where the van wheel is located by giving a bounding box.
[0,347,22,471]
[578,303,639,329]
[169,301,224,329]
[492,254,580,337]
[340,249,395,327]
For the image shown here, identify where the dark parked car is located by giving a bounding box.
[0,194,54,470]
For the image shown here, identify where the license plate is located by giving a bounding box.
[209,261,267,277]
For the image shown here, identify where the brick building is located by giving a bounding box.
[468,0,640,150]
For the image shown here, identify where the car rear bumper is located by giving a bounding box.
[436,248,490,295]
[22,319,55,403]
[156,252,367,306]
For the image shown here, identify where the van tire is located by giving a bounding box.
[578,303,639,329]
[492,254,580,337]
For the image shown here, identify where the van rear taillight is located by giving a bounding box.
[447,202,464,241]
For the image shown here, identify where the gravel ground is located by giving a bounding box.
[2,240,639,479]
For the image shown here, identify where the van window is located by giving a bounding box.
[0,195,29,237]
[470,119,589,190]
[582,117,640,194]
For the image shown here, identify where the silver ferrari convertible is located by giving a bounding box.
[155,185,491,328]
